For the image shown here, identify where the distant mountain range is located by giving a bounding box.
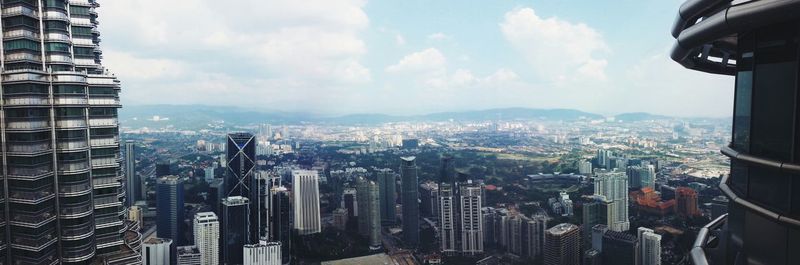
[118,104,706,128]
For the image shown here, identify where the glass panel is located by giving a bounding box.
[748,166,790,213]
[730,161,748,196]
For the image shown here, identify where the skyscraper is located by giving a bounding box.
[226,132,259,243]
[376,168,397,224]
[438,155,459,255]
[157,175,185,246]
[269,186,291,264]
[292,170,321,235]
[543,223,581,265]
[0,1,140,263]
[177,246,203,265]
[671,3,800,264]
[582,200,608,247]
[640,165,656,189]
[243,240,282,265]
[601,230,639,265]
[400,156,420,247]
[194,212,220,265]
[156,161,171,177]
[675,187,700,217]
[460,181,483,255]
[593,171,630,231]
[222,196,250,265]
[125,140,141,206]
[356,176,382,249]
[638,227,661,265]
[143,238,173,265]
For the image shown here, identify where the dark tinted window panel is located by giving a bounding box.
[793,175,800,219]
[744,210,787,265]
[790,227,800,265]
[734,32,754,152]
[730,161,748,196]
[750,26,798,161]
[748,166,790,213]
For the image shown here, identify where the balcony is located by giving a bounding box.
[54,118,87,129]
[60,201,93,218]
[44,32,71,43]
[6,140,52,155]
[56,140,89,151]
[61,223,94,240]
[92,176,121,189]
[58,160,90,174]
[51,74,87,84]
[10,209,56,228]
[3,96,49,107]
[2,6,38,18]
[53,96,88,106]
[96,215,123,229]
[90,136,118,147]
[7,164,52,180]
[61,241,95,263]
[5,118,49,131]
[5,52,42,62]
[88,117,117,127]
[96,234,123,249]
[42,11,69,22]
[88,97,121,106]
[91,157,118,168]
[58,180,92,197]
[8,188,55,204]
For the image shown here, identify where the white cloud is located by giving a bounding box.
[387,48,518,89]
[395,34,406,46]
[427,32,451,41]
[102,50,187,80]
[500,7,609,82]
[386,48,447,74]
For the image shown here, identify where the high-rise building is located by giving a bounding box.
[376,168,397,224]
[333,208,349,230]
[640,165,656,189]
[558,191,573,216]
[157,175,185,246]
[420,182,440,219]
[601,230,639,265]
[222,196,250,265]
[671,4,800,264]
[226,133,259,243]
[543,223,581,265]
[626,166,642,189]
[400,156,420,247]
[675,187,700,217]
[292,170,321,235]
[342,188,358,218]
[522,215,547,260]
[638,227,661,265]
[582,200,608,247]
[243,241,282,265]
[438,155,459,255]
[460,181,484,255]
[578,160,593,175]
[356,176,382,249]
[269,185,291,264]
[177,246,202,265]
[0,1,140,263]
[125,140,141,206]
[194,212,220,265]
[143,238,173,265]
[593,171,630,231]
[156,161,171,177]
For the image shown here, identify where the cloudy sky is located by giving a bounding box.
[100,0,733,117]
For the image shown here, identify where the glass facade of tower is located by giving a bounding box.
[400,156,419,247]
[0,0,138,264]
[671,1,800,265]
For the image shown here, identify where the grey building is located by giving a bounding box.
[222,196,250,265]
[125,140,141,206]
[543,223,581,265]
[356,176,382,249]
[400,156,420,247]
[671,1,800,264]
[376,168,397,224]
[177,245,202,265]
[157,175,185,246]
[225,133,259,243]
[0,0,141,264]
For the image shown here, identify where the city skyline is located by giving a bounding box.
[99,0,733,117]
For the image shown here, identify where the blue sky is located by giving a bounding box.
[100,0,733,117]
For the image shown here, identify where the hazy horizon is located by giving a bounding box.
[102,0,733,117]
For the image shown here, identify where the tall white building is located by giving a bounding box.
[594,171,630,232]
[177,246,203,265]
[292,170,322,235]
[558,191,574,216]
[578,160,593,175]
[638,227,662,265]
[439,182,458,255]
[640,165,656,189]
[460,182,484,255]
[194,212,220,265]
[243,241,282,265]
[143,238,173,265]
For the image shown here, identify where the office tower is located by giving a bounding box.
[0,1,139,263]
[638,227,661,265]
[593,171,630,231]
[292,170,322,235]
[194,212,220,265]
[243,241,282,265]
[420,182,440,219]
[143,238,173,265]
[601,230,638,265]
[157,176,185,245]
[125,140,141,206]
[376,168,397,224]
[226,133,259,242]
[583,249,601,265]
[269,186,291,264]
[438,155,459,254]
[640,165,656,189]
[356,177,382,249]
[177,246,202,265]
[558,191,573,216]
[222,196,250,265]
[400,156,421,247]
[591,224,608,252]
[582,200,608,247]
[209,179,225,214]
[342,188,358,218]
[333,208,349,230]
[522,215,547,260]
[460,181,484,255]
[253,172,275,240]
[626,166,642,189]
[543,223,581,265]
[671,4,800,264]
[596,149,612,169]
[156,161,171,177]
[578,160,593,175]
[675,187,700,217]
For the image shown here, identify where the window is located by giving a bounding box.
[3,84,48,95]
[45,21,68,31]
[54,85,85,95]
[2,16,39,28]
[89,87,117,96]
[89,108,116,117]
[4,39,40,51]
[733,33,754,152]
[69,6,90,16]
[74,47,94,56]
[44,0,66,9]
[55,108,84,118]
[45,42,70,53]
[71,26,93,36]
[748,166,790,213]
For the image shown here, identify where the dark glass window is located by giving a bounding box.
[69,6,90,15]
[55,108,84,118]
[2,16,39,28]
[750,26,798,161]
[733,32,754,151]
[89,108,116,117]
[71,26,92,36]
[44,21,68,31]
[89,87,117,95]
[44,0,66,9]
[54,85,85,94]
[6,108,48,118]
[4,39,40,51]
[73,47,94,56]
[730,161,748,196]
[748,166,790,213]
[3,84,48,95]
[45,42,70,53]
[744,211,787,265]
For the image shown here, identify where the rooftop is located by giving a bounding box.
[321,253,395,265]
